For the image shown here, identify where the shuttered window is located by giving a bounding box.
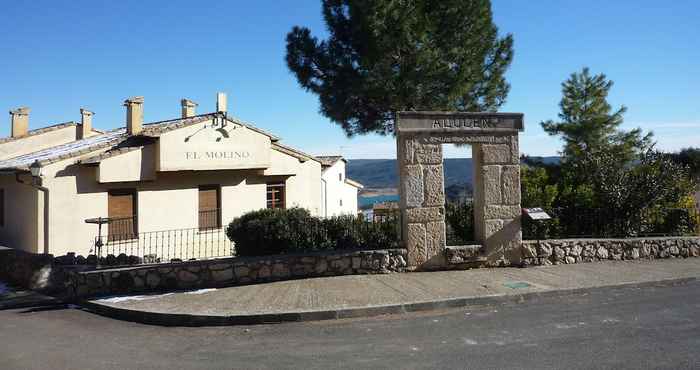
[266,183,285,209]
[108,189,137,240]
[199,185,221,230]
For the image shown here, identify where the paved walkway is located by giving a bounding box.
[87,258,700,324]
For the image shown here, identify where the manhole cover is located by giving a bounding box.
[503,281,532,289]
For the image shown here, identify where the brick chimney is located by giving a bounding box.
[123,96,144,135]
[216,92,227,114]
[181,99,198,118]
[9,107,30,138]
[78,108,94,140]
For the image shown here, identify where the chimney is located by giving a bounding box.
[216,92,227,114]
[123,96,144,135]
[9,107,30,138]
[78,108,94,140]
[180,99,198,118]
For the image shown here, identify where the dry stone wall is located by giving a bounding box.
[522,237,700,266]
[69,249,408,299]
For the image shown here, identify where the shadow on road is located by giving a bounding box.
[0,281,66,311]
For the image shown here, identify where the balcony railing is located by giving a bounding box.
[93,215,234,265]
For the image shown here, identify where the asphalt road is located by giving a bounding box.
[1,280,699,370]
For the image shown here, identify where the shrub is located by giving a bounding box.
[226,208,324,256]
[226,208,400,257]
[445,201,474,245]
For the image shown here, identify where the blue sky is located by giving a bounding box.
[1,0,698,158]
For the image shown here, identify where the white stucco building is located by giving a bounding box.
[0,94,358,259]
[318,156,363,217]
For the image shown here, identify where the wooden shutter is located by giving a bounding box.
[108,189,136,239]
[199,185,220,230]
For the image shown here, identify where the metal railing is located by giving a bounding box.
[523,207,700,239]
[198,209,221,230]
[94,215,234,265]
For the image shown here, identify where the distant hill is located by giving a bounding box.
[346,157,560,190]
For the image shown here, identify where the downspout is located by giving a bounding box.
[321,178,328,218]
[16,172,49,254]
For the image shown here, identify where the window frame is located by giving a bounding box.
[266,182,286,209]
[198,185,222,231]
[107,188,138,241]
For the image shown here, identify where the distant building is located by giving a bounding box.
[0,93,355,259]
[372,201,400,222]
[317,156,363,217]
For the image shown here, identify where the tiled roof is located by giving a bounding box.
[0,121,76,144]
[0,128,128,171]
[272,142,320,163]
[316,155,344,167]
[0,111,308,171]
[141,113,281,142]
[79,146,142,165]
[141,114,216,137]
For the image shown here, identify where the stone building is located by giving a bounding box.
[0,94,358,259]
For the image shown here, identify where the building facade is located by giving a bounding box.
[318,156,363,217]
[0,94,357,259]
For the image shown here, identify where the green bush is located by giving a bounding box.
[445,201,474,245]
[225,208,323,256]
[226,208,400,257]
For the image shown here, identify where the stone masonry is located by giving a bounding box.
[522,237,700,266]
[396,112,524,269]
[67,249,408,299]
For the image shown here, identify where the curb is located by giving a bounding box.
[80,276,698,327]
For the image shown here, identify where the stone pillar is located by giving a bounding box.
[472,136,522,265]
[398,134,446,269]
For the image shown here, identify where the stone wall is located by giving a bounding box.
[0,246,72,293]
[522,237,700,266]
[69,249,408,299]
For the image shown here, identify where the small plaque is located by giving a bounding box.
[522,208,551,221]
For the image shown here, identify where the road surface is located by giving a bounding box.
[1,280,698,369]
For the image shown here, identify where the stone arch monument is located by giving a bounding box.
[396,111,524,269]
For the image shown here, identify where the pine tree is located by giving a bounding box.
[541,67,653,163]
[285,0,514,136]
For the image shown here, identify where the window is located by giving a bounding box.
[108,189,137,240]
[267,182,286,209]
[0,189,4,227]
[199,185,221,230]
[339,173,343,181]
[340,199,343,207]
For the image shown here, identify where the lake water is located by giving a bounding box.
[359,195,400,209]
